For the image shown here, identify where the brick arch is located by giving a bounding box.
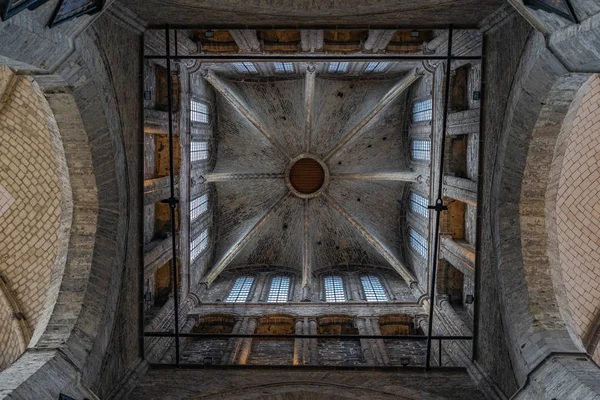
[552,74,600,362]
[0,66,73,369]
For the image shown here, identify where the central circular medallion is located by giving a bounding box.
[285,154,330,199]
[290,158,324,194]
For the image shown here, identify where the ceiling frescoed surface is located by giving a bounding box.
[203,62,425,290]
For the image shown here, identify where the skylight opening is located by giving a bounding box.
[267,276,290,302]
[411,140,431,162]
[327,62,349,74]
[361,275,389,302]
[409,228,428,259]
[413,99,433,122]
[225,276,254,303]
[324,275,346,302]
[233,62,258,74]
[410,193,429,218]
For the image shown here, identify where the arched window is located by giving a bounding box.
[365,61,389,73]
[190,193,208,222]
[410,192,429,218]
[360,275,389,302]
[412,98,433,122]
[323,275,346,302]
[233,62,258,74]
[411,140,431,161]
[190,228,208,263]
[409,228,428,259]
[266,276,290,302]
[191,100,209,123]
[274,62,294,74]
[191,141,208,162]
[225,276,254,303]
[327,62,349,74]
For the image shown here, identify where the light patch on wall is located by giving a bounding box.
[0,184,15,218]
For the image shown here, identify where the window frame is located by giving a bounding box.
[323,275,346,302]
[266,275,292,303]
[409,192,429,218]
[190,193,208,222]
[364,61,390,74]
[409,228,428,259]
[360,274,389,302]
[327,62,350,74]
[273,62,295,74]
[411,139,431,162]
[233,62,259,74]
[190,228,209,263]
[190,99,210,124]
[225,276,255,303]
[191,140,209,162]
[412,98,433,123]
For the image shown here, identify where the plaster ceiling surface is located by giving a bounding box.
[118,0,505,27]
[209,65,417,282]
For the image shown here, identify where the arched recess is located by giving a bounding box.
[0,66,73,369]
[0,13,135,398]
[487,25,600,398]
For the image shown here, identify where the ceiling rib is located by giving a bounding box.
[202,192,291,286]
[332,172,422,183]
[323,68,421,162]
[302,198,311,300]
[205,172,284,182]
[204,70,291,159]
[304,66,316,153]
[323,192,417,285]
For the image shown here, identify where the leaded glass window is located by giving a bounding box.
[324,275,345,302]
[274,62,294,74]
[225,276,254,303]
[267,276,290,302]
[409,228,428,259]
[191,100,209,123]
[411,140,431,161]
[327,62,349,74]
[190,193,208,222]
[361,275,388,302]
[365,61,390,73]
[191,141,208,162]
[410,193,429,218]
[190,229,208,263]
[412,99,433,122]
[233,62,258,74]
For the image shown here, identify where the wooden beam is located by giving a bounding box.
[304,66,316,152]
[204,172,284,182]
[332,171,422,183]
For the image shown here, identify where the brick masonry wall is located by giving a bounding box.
[0,68,69,369]
[556,75,600,347]
[248,339,295,365]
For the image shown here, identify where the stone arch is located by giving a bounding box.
[0,19,134,398]
[488,26,600,398]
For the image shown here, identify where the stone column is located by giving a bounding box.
[308,317,318,365]
[235,318,257,365]
[369,317,390,366]
[160,316,196,363]
[293,318,305,365]
[356,318,376,366]
[221,317,243,365]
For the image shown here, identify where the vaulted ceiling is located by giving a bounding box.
[118,0,505,27]
[203,63,426,287]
